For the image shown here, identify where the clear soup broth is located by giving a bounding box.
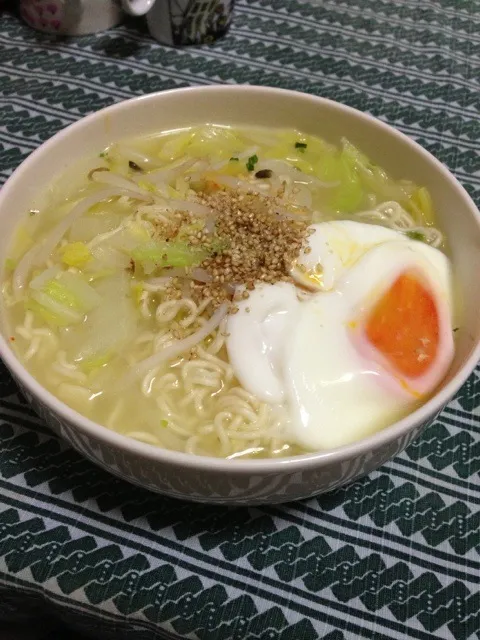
[2,125,454,458]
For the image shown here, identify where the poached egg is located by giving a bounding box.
[226,221,454,451]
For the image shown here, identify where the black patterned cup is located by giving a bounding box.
[121,0,235,46]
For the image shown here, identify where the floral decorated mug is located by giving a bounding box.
[121,0,235,46]
[20,0,123,35]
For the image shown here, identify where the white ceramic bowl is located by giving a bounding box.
[1,86,479,505]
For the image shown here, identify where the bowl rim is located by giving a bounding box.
[1,84,480,474]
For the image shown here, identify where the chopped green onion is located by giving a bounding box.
[406,230,426,242]
[295,142,307,152]
[246,154,259,172]
[230,157,239,162]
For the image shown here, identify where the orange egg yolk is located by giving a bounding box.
[365,271,440,378]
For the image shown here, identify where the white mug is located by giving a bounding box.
[121,0,235,46]
[20,0,123,35]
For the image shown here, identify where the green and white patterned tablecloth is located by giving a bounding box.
[1,1,480,638]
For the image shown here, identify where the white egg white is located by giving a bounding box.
[226,282,300,404]
[291,220,402,291]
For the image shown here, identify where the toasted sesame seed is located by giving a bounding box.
[161,188,310,312]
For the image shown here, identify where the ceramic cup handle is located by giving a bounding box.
[121,0,156,16]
